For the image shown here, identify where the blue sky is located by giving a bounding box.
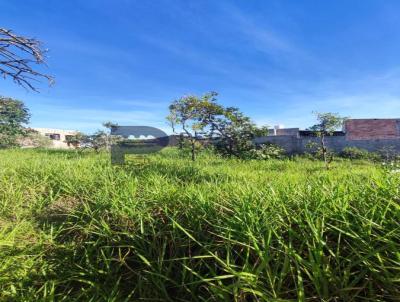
[1,0,400,133]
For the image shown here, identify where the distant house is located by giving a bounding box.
[32,128,79,149]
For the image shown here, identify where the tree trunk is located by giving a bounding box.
[228,139,233,157]
[321,134,329,170]
[191,139,195,161]
[178,134,183,150]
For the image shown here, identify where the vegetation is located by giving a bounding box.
[65,131,86,149]
[65,122,118,151]
[0,96,30,148]
[69,131,109,152]
[1,148,399,301]
[210,107,269,159]
[167,92,269,160]
[307,112,347,169]
[247,142,285,160]
[340,146,380,161]
[0,28,53,91]
[167,92,222,161]
[18,129,52,148]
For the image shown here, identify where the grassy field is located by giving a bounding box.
[0,148,399,301]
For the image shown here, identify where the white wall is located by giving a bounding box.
[33,128,78,149]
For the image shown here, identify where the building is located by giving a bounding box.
[255,118,400,154]
[33,128,78,149]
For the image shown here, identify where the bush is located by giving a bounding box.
[377,146,400,162]
[341,147,371,160]
[340,147,384,161]
[246,143,285,160]
[305,141,336,161]
[377,146,400,171]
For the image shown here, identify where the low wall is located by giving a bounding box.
[254,135,400,154]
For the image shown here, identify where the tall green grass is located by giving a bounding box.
[0,148,399,301]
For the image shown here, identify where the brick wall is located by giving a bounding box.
[345,119,400,140]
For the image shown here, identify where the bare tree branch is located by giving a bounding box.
[0,28,54,92]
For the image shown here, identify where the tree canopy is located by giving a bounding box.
[308,112,347,169]
[167,92,223,160]
[167,92,269,160]
[0,96,30,147]
[308,112,346,136]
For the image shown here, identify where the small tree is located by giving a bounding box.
[89,130,109,152]
[308,112,346,169]
[167,92,270,160]
[208,106,269,158]
[102,121,119,150]
[0,97,30,148]
[167,92,223,161]
[65,132,85,149]
[0,28,54,91]
[65,129,118,152]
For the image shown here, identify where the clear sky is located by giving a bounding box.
[1,0,400,133]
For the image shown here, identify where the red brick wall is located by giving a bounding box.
[345,119,400,140]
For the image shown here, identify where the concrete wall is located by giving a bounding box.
[276,128,300,136]
[33,128,78,149]
[254,135,400,154]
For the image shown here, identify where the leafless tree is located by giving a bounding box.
[0,28,54,91]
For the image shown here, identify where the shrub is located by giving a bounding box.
[247,143,285,160]
[305,140,336,161]
[377,146,400,162]
[178,139,206,158]
[377,146,400,172]
[341,147,372,160]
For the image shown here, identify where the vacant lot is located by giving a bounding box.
[0,149,399,301]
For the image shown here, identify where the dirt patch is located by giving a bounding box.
[38,196,81,224]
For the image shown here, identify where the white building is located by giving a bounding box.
[33,128,78,149]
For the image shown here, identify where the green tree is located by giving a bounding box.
[65,129,118,152]
[308,112,346,169]
[167,92,270,160]
[88,130,109,152]
[207,106,269,158]
[102,121,119,150]
[0,97,30,148]
[102,121,118,130]
[167,92,223,161]
[65,132,86,149]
